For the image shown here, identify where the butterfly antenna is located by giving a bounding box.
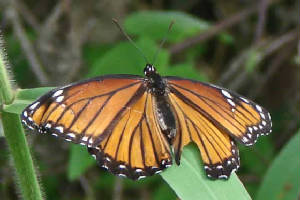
[152,20,174,65]
[112,18,149,64]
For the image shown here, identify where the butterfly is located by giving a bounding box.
[21,64,272,180]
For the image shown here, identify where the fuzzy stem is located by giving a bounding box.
[0,34,14,104]
[2,112,44,200]
[0,31,43,200]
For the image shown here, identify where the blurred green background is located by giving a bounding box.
[0,0,299,199]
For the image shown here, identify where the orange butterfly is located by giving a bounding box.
[21,64,272,180]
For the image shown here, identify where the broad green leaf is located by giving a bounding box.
[86,37,169,77]
[3,87,53,114]
[67,144,96,181]
[125,11,210,42]
[256,130,300,200]
[161,145,251,200]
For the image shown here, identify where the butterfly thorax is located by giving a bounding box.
[144,64,166,96]
[144,64,177,143]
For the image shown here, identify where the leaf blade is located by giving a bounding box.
[161,145,251,200]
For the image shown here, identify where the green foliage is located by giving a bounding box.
[161,145,251,200]
[68,144,96,181]
[239,136,274,175]
[86,37,169,77]
[256,130,300,200]
[125,11,210,43]
[3,87,53,114]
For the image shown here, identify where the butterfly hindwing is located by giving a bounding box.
[88,92,172,180]
[168,92,240,179]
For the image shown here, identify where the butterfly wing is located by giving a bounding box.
[165,77,272,179]
[21,75,172,180]
[88,92,172,180]
[21,75,146,147]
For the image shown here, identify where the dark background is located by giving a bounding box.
[0,0,299,199]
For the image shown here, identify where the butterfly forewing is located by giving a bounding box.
[166,77,272,146]
[21,75,145,147]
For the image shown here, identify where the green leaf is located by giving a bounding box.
[3,87,53,114]
[67,144,96,181]
[161,145,251,200]
[159,62,209,82]
[86,37,169,77]
[256,130,300,200]
[125,11,210,42]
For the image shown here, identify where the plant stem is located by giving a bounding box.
[0,31,43,200]
[0,34,14,104]
[2,112,44,200]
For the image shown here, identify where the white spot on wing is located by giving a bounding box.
[119,165,126,169]
[219,175,228,179]
[227,99,236,107]
[138,175,146,180]
[248,127,253,133]
[67,133,75,138]
[221,90,232,99]
[29,102,40,110]
[52,90,63,97]
[256,105,263,112]
[118,174,126,178]
[240,97,249,103]
[55,96,64,103]
[55,126,64,133]
[82,136,88,142]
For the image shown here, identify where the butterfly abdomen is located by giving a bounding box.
[153,95,177,142]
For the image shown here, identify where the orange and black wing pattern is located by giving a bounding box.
[21,75,146,147]
[88,92,172,180]
[21,75,172,180]
[165,77,272,179]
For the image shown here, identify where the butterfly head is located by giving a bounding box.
[144,64,166,95]
[144,64,157,77]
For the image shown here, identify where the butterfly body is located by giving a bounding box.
[144,64,177,143]
[21,64,272,180]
